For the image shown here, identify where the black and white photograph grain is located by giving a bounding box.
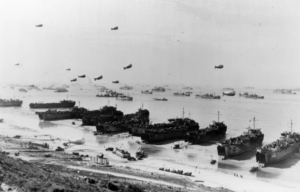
[0,0,300,192]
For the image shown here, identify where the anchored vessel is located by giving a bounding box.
[55,88,68,92]
[29,100,75,109]
[239,92,264,99]
[152,86,165,92]
[153,98,167,101]
[36,110,73,121]
[120,85,133,90]
[217,119,264,157]
[0,99,23,107]
[186,121,227,144]
[256,131,300,165]
[195,94,221,99]
[223,90,235,96]
[273,89,296,94]
[141,90,153,94]
[174,92,190,96]
[116,95,133,101]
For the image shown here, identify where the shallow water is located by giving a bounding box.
[1,84,300,187]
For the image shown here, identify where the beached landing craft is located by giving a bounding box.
[0,99,23,107]
[186,121,227,144]
[29,100,75,109]
[217,118,264,158]
[256,125,300,166]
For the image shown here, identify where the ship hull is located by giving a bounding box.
[0,101,22,107]
[142,130,194,143]
[256,143,300,165]
[30,102,75,109]
[96,124,128,134]
[41,113,73,121]
[187,129,226,144]
[217,135,264,157]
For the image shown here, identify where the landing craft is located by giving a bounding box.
[112,81,119,84]
[215,65,223,69]
[36,24,43,27]
[94,75,103,81]
[124,64,132,70]
[223,90,235,96]
[15,63,20,66]
[71,78,77,82]
[78,75,86,78]
[66,68,71,71]
[111,26,118,30]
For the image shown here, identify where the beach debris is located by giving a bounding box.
[36,24,43,27]
[215,65,223,69]
[111,26,118,30]
[71,78,77,82]
[94,75,103,81]
[78,75,86,78]
[123,64,132,70]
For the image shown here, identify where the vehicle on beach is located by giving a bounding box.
[217,126,264,158]
[0,99,23,107]
[195,93,221,99]
[29,100,75,109]
[256,132,300,165]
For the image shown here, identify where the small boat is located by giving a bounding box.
[0,119,3,123]
[153,98,168,101]
[116,95,133,101]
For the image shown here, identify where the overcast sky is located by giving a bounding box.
[0,0,300,88]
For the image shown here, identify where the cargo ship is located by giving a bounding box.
[0,99,23,107]
[217,127,264,157]
[195,94,221,99]
[29,100,75,109]
[186,121,227,144]
[256,131,300,165]
[152,86,165,92]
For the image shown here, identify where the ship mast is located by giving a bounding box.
[182,108,185,119]
[217,111,221,122]
[291,120,293,133]
[253,117,256,129]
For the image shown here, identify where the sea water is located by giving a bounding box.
[1,84,300,187]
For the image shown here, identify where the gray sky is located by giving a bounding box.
[0,0,300,88]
